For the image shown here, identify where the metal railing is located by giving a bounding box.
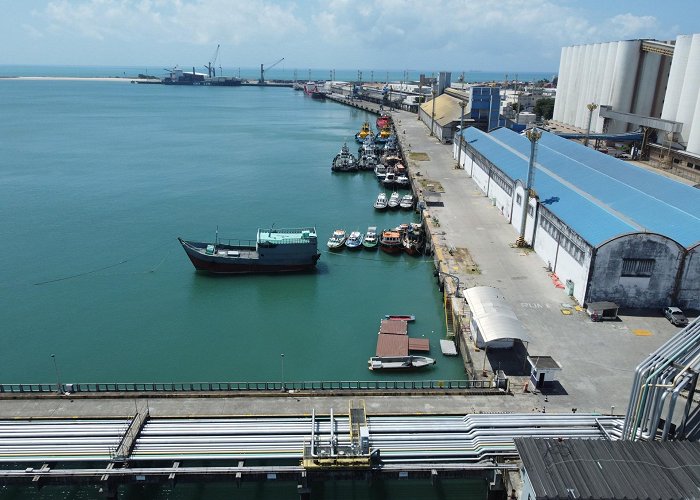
[0,379,497,394]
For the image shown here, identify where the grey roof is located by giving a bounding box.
[461,127,700,248]
[514,438,700,499]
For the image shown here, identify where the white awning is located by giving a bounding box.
[463,286,529,344]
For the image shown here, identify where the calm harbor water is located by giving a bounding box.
[0,78,467,384]
[0,70,491,500]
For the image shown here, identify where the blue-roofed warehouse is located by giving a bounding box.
[454,126,700,309]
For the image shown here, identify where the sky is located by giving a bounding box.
[0,0,698,73]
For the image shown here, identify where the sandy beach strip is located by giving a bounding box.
[1,76,157,83]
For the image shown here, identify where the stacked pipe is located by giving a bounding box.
[623,317,700,441]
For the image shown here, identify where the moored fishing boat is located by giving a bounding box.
[388,191,400,209]
[327,229,347,250]
[178,227,320,274]
[374,163,388,181]
[374,192,388,210]
[382,172,396,187]
[379,229,402,254]
[375,125,393,143]
[402,223,424,256]
[363,226,379,249]
[368,355,436,370]
[396,175,410,187]
[345,231,364,250]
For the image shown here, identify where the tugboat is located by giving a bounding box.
[376,113,392,131]
[375,126,393,144]
[178,227,320,274]
[355,122,374,143]
[331,143,358,172]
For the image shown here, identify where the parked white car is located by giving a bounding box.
[664,307,688,327]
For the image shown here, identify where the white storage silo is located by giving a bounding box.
[661,34,692,122]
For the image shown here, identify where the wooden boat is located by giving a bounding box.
[379,230,402,254]
[384,314,415,322]
[374,192,388,210]
[402,224,424,256]
[368,355,436,371]
[178,227,320,274]
[327,229,347,250]
[399,194,414,210]
[363,226,379,249]
[345,231,364,250]
[388,191,400,209]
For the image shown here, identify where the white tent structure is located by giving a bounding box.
[463,286,529,349]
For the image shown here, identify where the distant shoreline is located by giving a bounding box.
[0,76,154,82]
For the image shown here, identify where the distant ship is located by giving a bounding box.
[178,227,321,274]
[162,66,241,86]
[303,81,326,99]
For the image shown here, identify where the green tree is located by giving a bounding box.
[534,97,555,120]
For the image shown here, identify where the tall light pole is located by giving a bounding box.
[457,100,467,168]
[430,85,436,136]
[50,354,62,394]
[516,127,542,247]
[584,103,597,147]
[280,353,285,391]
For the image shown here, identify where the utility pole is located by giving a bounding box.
[51,354,62,394]
[584,103,598,147]
[430,85,437,136]
[457,100,467,168]
[516,128,542,247]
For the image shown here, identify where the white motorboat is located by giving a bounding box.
[399,194,414,210]
[345,231,364,250]
[374,192,388,210]
[396,175,410,187]
[368,355,436,370]
[363,226,378,249]
[388,191,400,209]
[327,229,347,250]
[382,172,396,187]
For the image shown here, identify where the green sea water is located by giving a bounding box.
[0,80,465,385]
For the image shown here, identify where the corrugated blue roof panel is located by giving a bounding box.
[463,127,700,247]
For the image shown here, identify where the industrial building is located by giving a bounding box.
[552,34,700,182]
[454,126,700,310]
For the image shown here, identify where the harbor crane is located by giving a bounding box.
[204,44,220,78]
[260,57,284,85]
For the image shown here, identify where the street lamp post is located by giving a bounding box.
[456,100,467,168]
[584,103,598,147]
[280,353,285,391]
[430,85,436,136]
[50,354,62,394]
[516,128,542,247]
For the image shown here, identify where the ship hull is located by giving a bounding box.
[179,236,320,275]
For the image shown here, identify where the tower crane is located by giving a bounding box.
[204,44,220,78]
[260,57,284,85]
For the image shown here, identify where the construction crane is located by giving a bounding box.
[260,57,284,85]
[204,44,220,78]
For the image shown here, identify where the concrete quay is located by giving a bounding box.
[388,107,680,416]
